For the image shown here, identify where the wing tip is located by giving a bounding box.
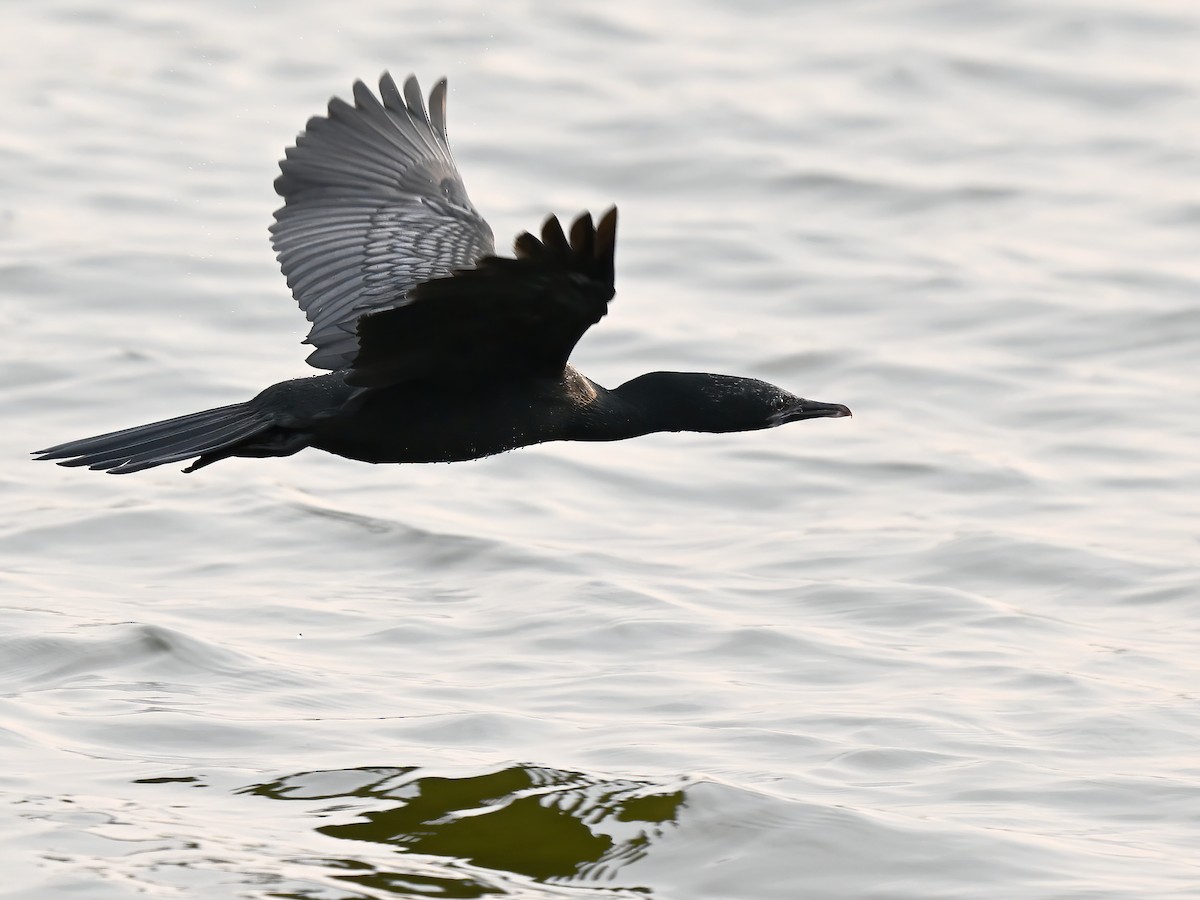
[507,206,618,285]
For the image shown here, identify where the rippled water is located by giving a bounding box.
[3,0,1198,897]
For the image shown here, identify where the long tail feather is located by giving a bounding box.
[34,402,274,474]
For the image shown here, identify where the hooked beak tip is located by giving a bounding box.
[770,399,852,426]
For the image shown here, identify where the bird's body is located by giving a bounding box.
[35,74,849,475]
[310,367,595,466]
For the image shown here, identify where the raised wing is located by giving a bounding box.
[347,208,618,388]
[272,73,495,372]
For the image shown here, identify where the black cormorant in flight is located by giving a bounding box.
[35,73,850,475]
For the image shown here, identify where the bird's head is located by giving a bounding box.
[703,375,851,432]
[614,372,851,435]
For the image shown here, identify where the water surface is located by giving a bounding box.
[2,1,1198,897]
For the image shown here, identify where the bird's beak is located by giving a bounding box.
[769,399,853,426]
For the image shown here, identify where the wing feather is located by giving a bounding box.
[272,72,495,371]
[347,208,618,388]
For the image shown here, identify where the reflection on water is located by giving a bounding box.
[245,765,684,895]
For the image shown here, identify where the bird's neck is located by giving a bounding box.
[574,371,745,440]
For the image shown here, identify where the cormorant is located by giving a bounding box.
[34,73,850,475]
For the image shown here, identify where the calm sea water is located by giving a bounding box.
[3,1,1198,897]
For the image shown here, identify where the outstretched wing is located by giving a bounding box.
[348,208,618,388]
[272,73,495,372]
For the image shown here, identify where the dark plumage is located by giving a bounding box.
[34,73,850,475]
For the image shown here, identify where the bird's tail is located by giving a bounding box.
[33,401,281,474]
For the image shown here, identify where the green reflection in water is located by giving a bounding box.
[332,767,608,879]
[246,763,685,894]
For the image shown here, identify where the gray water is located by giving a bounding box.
[3,1,1199,897]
